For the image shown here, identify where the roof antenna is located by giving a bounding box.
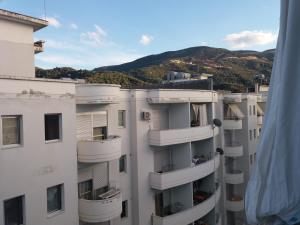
[43,0,47,20]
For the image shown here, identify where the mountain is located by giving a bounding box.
[36,46,275,92]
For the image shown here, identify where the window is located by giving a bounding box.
[78,180,93,200]
[254,129,257,139]
[47,184,63,214]
[118,110,126,128]
[93,127,107,140]
[4,195,24,225]
[121,200,128,218]
[119,155,127,173]
[45,114,61,141]
[249,105,252,115]
[249,130,252,140]
[2,115,21,146]
[253,105,256,115]
[254,153,257,162]
[250,155,253,164]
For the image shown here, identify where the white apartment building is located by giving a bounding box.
[0,8,268,225]
[0,9,79,225]
[222,92,266,225]
[75,85,224,225]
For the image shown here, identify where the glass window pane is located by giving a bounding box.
[4,196,23,225]
[78,180,93,200]
[119,155,127,172]
[93,127,107,140]
[47,184,62,214]
[2,116,20,145]
[45,114,61,141]
[118,110,125,127]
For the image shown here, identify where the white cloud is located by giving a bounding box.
[44,39,83,51]
[45,16,61,28]
[224,30,278,49]
[70,23,78,30]
[80,25,112,47]
[139,35,153,46]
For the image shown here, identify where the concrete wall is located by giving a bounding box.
[0,19,35,77]
[0,79,78,225]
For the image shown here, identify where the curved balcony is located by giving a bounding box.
[152,187,221,225]
[76,84,120,104]
[224,144,243,157]
[79,189,122,223]
[77,136,121,163]
[225,170,244,184]
[150,154,220,190]
[223,119,242,130]
[257,116,263,125]
[147,90,218,104]
[226,196,244,212]
[149,125,219,146]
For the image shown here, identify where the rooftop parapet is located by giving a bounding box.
[0,8,48,31]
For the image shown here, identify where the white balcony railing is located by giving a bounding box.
[224,144,243,157]
[223,119,243,130]
[147,90,218,104]
[149,125,219,146]
[226,197,244,212]
[225,170,244,184]
[76,84,120,104]
[150,154,220,190]
[152,187,221,225]
[79,189,122,223]
[77,136,121,163]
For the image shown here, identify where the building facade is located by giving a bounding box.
[75,85,224,225]
[0,8,268,225]
[222,93,266,225]
[0,9,79,225]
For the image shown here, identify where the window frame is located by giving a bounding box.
[44,113,62,143]
[4,195,25,225]
[119,155,127,173]
[118,110,126,128]
[121,200,128,218]
[1,115,22,149]
[47,184,64,217]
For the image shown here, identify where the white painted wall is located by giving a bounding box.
[0,20,35,77]
[0,79,78,225]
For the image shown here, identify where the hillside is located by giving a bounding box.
[36,46,275,92]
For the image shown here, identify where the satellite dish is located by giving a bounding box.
[213,118,222,127]
[216,148,224,155]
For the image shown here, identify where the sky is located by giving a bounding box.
[1,0,280,69]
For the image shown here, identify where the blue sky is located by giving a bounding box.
[1,0,280,69]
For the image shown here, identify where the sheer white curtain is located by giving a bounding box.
[192,104,208,126]
[245,0,300,224]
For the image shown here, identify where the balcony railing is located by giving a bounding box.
[152,187,221,225]
[150,153,220,190]
[224,143,243,157]
[77,135,121,163]
[225,170,244,184]
[226,195,244,212]
[79,188,122,223]
[223,118,242,130]
[149,125,218,146]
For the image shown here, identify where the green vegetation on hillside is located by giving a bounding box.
[36,46,275,92]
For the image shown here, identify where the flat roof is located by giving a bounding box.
[0,8,48,31]
[0,75,77,84]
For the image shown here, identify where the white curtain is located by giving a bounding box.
[245,1,300,224]
[192,104,208,126]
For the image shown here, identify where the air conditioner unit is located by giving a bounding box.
[142,111,151,120]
